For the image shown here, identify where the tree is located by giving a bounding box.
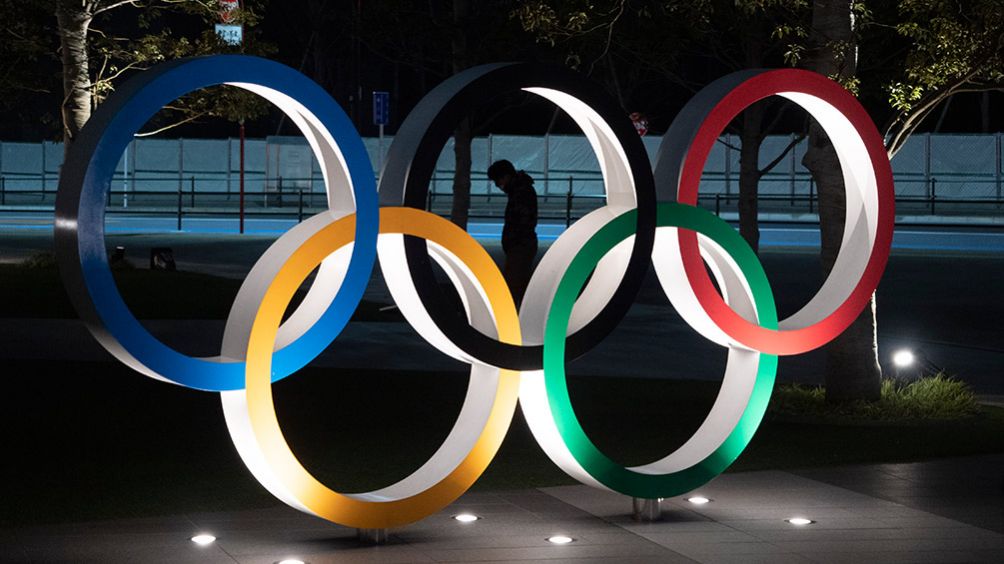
[514,0,807,253]
[0,1,61,138]
[449,0,473,230]
[50,0,271,156]
[797,0,883,402]
[353,1,535,229]
[775,0,1004,402]
[880,0,1004,158]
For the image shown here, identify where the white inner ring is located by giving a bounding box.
[519,226,765,488]
[664,91,879,349]
[380,88,639,364]
[218,83,358,363]
[221,222,508,510]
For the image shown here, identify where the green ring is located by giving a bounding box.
[542,202,779,498]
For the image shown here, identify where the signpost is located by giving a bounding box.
[215,0,247,232]
[373,91,389,179]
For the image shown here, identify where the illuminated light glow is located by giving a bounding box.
[54,60,893,529]
[893,349,915,367]
[453,513,480,523]
[547,535,575,544]
[787,517,814,526]
[276,560,306,564]
[190,534,216,545]
[687,496,711,505]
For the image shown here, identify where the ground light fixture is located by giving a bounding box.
[786,517,814,526]
[687,496,711,505]
[190,534,216,545]
[547,535,575,544]
[276,560,306,564]
[453,513,480,523]
[892,349,915,368]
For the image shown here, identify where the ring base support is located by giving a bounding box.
[631,498,663,522]
[357,528,389,544]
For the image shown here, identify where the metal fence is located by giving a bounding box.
[1,133,1002,226]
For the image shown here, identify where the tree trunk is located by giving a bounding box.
[448,0,473,230]
[802,0,881,403]
[57,2,93,158]
[738,101,764,253]
[451,116,473,229]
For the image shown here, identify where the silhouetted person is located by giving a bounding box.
[487,159,538,306]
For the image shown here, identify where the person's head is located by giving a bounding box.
[487,159,517,191]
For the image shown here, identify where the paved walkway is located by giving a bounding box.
[2,455,1001,563]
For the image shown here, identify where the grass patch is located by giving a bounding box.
[770,374,981,422]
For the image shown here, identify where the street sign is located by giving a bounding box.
[215,24,243,46]
[629,112,649,136]
[219,0,240,22]
[373,91,390,126]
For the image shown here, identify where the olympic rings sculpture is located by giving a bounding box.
[55,56,894,529]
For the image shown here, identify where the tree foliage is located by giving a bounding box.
[0,1,273,141]
[882,0,1004,156]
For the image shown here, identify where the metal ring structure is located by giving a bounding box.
[54,55,378,391]
[523,202,777,498]
[222,207,521,529]
[378,63,656,370]
[53,57,894,529]
[653,69,894,355]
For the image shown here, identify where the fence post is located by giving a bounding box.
[924,133,932,200]
[565,176,573,227]
[429,170,436,210]
[178,137,184,198]
[544,132,550,197]
[1,176,5,206]
[40,141,46,196]
[808,178,815,214]
[177,182,183,231]
[277,176,283,208]
[715,193,721,216]
[724,133,732,196]
[190,177,196,208]
[130,137,136,199]
[930,176,937,214]
[227,137,233,199]
[789,132,796,206]
[486,134,493,203]
[298,188,304,222]
[996,133,1002,205]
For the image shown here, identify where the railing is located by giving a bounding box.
[2,174,1003,231]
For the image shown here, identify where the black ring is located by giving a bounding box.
[378,63,656,370]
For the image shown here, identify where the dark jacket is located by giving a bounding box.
[501,171,538,251]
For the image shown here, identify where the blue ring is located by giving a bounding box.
[55,56,377,391]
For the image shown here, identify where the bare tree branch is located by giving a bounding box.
[134,110,207,136]
[758,134,805,177]
[93,0,141,16]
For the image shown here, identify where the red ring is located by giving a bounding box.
[677,69,894,355]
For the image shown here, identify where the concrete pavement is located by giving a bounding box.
[2,455,1002,563]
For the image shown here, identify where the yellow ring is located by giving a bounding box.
[244,207,520,529]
